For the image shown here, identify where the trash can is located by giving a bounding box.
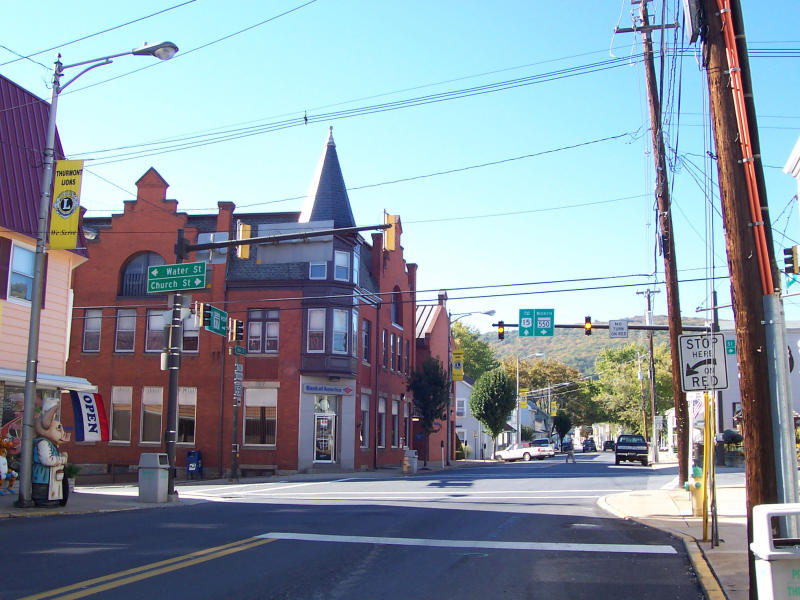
[403,449,418,475]
[138,453,169,503]
[751,503,800,599]
[186,450,203,479]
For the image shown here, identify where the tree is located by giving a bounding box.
[407,357,450,465]
[452,321,498,381]
[594,343,674,434]
[469,368,516,458]
[520,425,533,442]
[500,356,600,428]
[553,412,573,445]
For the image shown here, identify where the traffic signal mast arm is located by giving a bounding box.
[176,223,391,259]
[493,322,710,332]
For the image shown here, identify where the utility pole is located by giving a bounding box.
[638,289,660,464]
[701,0,795,593]
[616,0,688,484]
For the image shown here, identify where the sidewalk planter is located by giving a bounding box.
[751,503,800,599]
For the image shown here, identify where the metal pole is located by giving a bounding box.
[516,356,520,444]
[17,58,62,508]
[231,355,240,482]
[164,230,186,501]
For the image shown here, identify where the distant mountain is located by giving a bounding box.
[484,315,710,374]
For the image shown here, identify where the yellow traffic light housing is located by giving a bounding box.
[497,320,505,340]
[584,316,592,336]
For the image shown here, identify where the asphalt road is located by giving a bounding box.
[7,452,707,600]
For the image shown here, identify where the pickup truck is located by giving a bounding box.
[615,434,649,466]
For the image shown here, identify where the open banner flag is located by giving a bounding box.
[69,391,109,442]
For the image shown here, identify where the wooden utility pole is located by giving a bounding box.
[637,1,687,483]
[701,0,777,594]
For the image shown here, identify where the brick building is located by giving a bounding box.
[63,130,423,476]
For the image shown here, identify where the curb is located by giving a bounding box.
[597,495,726,600]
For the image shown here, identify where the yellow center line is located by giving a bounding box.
[19,537,277,600]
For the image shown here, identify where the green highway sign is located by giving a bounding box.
[534,309,554,337]
[519,309,534,337]
[147,262,206,293]
[204,305,228,337]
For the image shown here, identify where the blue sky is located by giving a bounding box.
[2,1,798,333]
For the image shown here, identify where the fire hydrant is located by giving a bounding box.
[684,466,705,516]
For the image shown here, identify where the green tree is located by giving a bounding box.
[453,321,499,381]
[553,411,573,444]
[469,368,516,458]
[407,357,450,465]
[520,425,533,442]
[500,356,600,428]
[594,343,673,434]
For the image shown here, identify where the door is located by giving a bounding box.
[314,414,336,463]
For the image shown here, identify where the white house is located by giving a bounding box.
[454,378,494,460]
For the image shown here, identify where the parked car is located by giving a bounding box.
[582,438,597,452]
[494,440,554,461]
[530,438,556,458]
[603,440,615,452]
[615,434,649,466]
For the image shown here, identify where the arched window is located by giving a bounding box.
[119,252,165,296]
[391,286,403,327]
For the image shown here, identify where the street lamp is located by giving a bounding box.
[17,41,178,508]
[447,309,495,465]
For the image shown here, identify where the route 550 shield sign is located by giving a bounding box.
[678,333,728,392]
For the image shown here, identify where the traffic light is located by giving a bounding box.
[584,316,592,336]
[228,319,245,342]
[784,246,799,275]
[200,303,211,328]
[234,319,245,341]
[497,320,505,340]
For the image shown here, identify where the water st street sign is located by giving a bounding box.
[147,262,206,293]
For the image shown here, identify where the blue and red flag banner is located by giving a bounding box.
[69,391,109,442]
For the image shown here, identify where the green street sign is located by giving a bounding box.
[204,305,228,337]
[519,309,534,337]
[534,309,554,337]
[725,339,736,355]
[234,345,247,356]
[147,262,206,293]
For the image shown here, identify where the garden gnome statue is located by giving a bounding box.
[32,397,70,507]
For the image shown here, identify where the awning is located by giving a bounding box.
[0,367,96,392]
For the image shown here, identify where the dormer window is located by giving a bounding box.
[334,251,349,281]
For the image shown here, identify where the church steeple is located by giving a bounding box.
[298,127,357,228]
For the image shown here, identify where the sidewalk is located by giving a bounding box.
[0,460,749,599]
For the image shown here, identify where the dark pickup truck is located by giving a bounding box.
[615,434,649,466]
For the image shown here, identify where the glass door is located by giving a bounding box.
[314,414,336,462]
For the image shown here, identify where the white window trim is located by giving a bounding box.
[115,308,136,353]
[145,309,165,353]
[309,261,327,280]
[82,309,102,352]
[140,386,163,444]
[177,387,197,445]
[332,308,348,355]
[334,250,350,282]
[307,308,325,353]
[7,242,35,305]
[109,386,132,443]
[243,388,278,447]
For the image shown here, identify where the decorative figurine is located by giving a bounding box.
[32,397,70,507]
[0,445,17,495]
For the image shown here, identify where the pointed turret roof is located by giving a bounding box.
[299,127,357,228]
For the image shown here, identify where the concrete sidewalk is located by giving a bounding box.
[0,460,749,599]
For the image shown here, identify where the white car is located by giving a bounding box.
[530,438,556,457]
[494,441,553,462]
